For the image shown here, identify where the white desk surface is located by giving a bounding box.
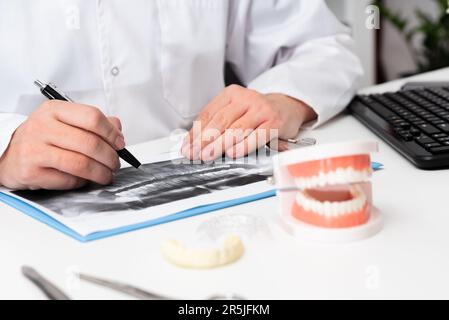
[2,68,449,300]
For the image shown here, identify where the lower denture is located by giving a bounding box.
[292,185,370,228]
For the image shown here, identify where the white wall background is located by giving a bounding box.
[326,0,377,87]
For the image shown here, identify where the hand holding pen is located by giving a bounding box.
[0,81,140,190]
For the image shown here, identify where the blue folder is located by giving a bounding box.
[0,188,277,242]
[0,162,383,242]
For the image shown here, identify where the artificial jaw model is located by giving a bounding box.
[273,141,382,242]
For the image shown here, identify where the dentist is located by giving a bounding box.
[0,0,362,190]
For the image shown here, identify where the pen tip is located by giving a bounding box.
[34,79,45,89]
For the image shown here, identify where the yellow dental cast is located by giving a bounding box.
[161,235,245,269]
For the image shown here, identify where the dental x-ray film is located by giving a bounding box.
[5,155,273,237]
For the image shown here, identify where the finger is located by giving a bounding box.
[200,119,255,162]
[44,120,120,172]
[200,109,266,161]
[108,116,122,132]
[181,89,232,152]
[192,104,247,157]
[32,168,87,190]
[45,101,125,150]
[44,145,113,185]
[181,111,211,159]
[227,122,280,159]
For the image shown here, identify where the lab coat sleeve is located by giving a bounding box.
[226,0,364,128]
[0,113,26,157]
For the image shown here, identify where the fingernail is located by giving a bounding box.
[115,136,126,149]
[234,149,244,159]
[192,145,201,160]
[181,144,189,157]
[201,146,215,162]
[226,149,235,159]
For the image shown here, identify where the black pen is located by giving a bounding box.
[34,80,142,170]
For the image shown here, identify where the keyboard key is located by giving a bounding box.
[369,103,395,119]
[433,133,448,138]
[395,122,411,130]
[415,136,435,145]
[402,134,414,142]
[418,124,440,135]
[410,128,421,137]
[425,143,442,149]
[437,123,449,132]
[430,146,449,154]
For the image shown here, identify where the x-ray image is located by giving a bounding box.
[13,160,270,217]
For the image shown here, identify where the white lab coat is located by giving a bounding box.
[0,0,363,156]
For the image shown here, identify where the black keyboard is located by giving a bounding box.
[349,87,449,169]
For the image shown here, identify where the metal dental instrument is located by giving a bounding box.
[77,273,168,300]
[77,273,244,300]
[286,137,317,147]
[22,266,71,300]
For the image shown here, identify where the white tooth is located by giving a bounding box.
[309,177,316,188]
[319,172,326,187]
[359,196,365,209]
[305,197,313,211]
[302,178,308,189]
[342,168,349,183]
[296,192,302,203]
[323,202,331,217]
[353,169,360,182]
[342,202,349,215]
[350,200,357,213]
[343,168,351,183]
[317,200,324,216]
[311,200,319,215]
[353,198,360,211]
[306,198,313,212]
[295,178,305,189]
[315,176,321,188]
[329,202,336,217]
[358,169,365,183]
[353,168,361,183]
[293,166,372,190]
[348,200,355,214]
[361,170,367,180]
[306,177,313,188]
[348,201,355,214]
[336,202,344,216]
[364,169,371,181]
[317,202,328,216]
[299,194,307,209]
[335,170,342,184]
[326,171,335,185]
[332,202,339,217]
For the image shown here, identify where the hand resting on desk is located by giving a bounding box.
[181,85,317,161]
